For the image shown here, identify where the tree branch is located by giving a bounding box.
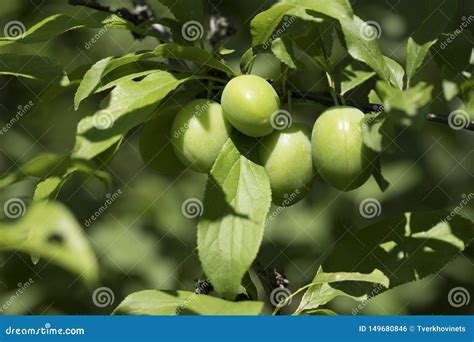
[287,89,474,132]
[68,0,171,41]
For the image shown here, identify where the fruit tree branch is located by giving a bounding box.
[68,0,171,40]
[288,89,474,132]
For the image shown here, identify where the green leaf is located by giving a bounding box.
[0,154,67,188]
[113,290,263,315]
[292,0,353,19]
[197,139,272,299]
[74,57,113,110]
[384,56,405,90]
[74,43,234,109]
[32,158,112,201]
[298,211,474,312]
[0,153,112,200]
[405,0,458,85]
[271,36,297,69]
[376,81,433,117]
[340,64,375,95]
[240,48,256,74]
[151,44,235,75]
[339,15,392,82]
[406,37,435,86]
[251,3,298,47]
[250,0,352,47]
[0,14,97,45]
[296,268,389,314]
[0,13,147,47]
[301,308,338,315]
[73,71,189,160]
[291,23,332,73]
[0,202,99,286]
[157,0,205,25]
[361,114,395,153]
[0,54,64,81]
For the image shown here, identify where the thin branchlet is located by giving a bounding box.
[287,88,473,132]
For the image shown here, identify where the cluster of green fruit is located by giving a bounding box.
[140,75,375,206]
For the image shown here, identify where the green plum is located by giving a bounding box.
[221,75,280,137]
[139,104,185,174]
[259,123,315,206]
[311,106,374,191]
[171,99,231,173]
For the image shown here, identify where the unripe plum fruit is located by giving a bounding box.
[311,106,374,191]
[221,75,280,137]
[139,104,185,174]
[259,123,315,206]
[171,99,231,173]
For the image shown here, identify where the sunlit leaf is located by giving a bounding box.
[197,139,272,299]
[113,290,263,315]
[0,202,99,286]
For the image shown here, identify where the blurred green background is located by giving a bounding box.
[0,0,473,315]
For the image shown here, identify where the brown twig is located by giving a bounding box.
[68,0,171,41]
